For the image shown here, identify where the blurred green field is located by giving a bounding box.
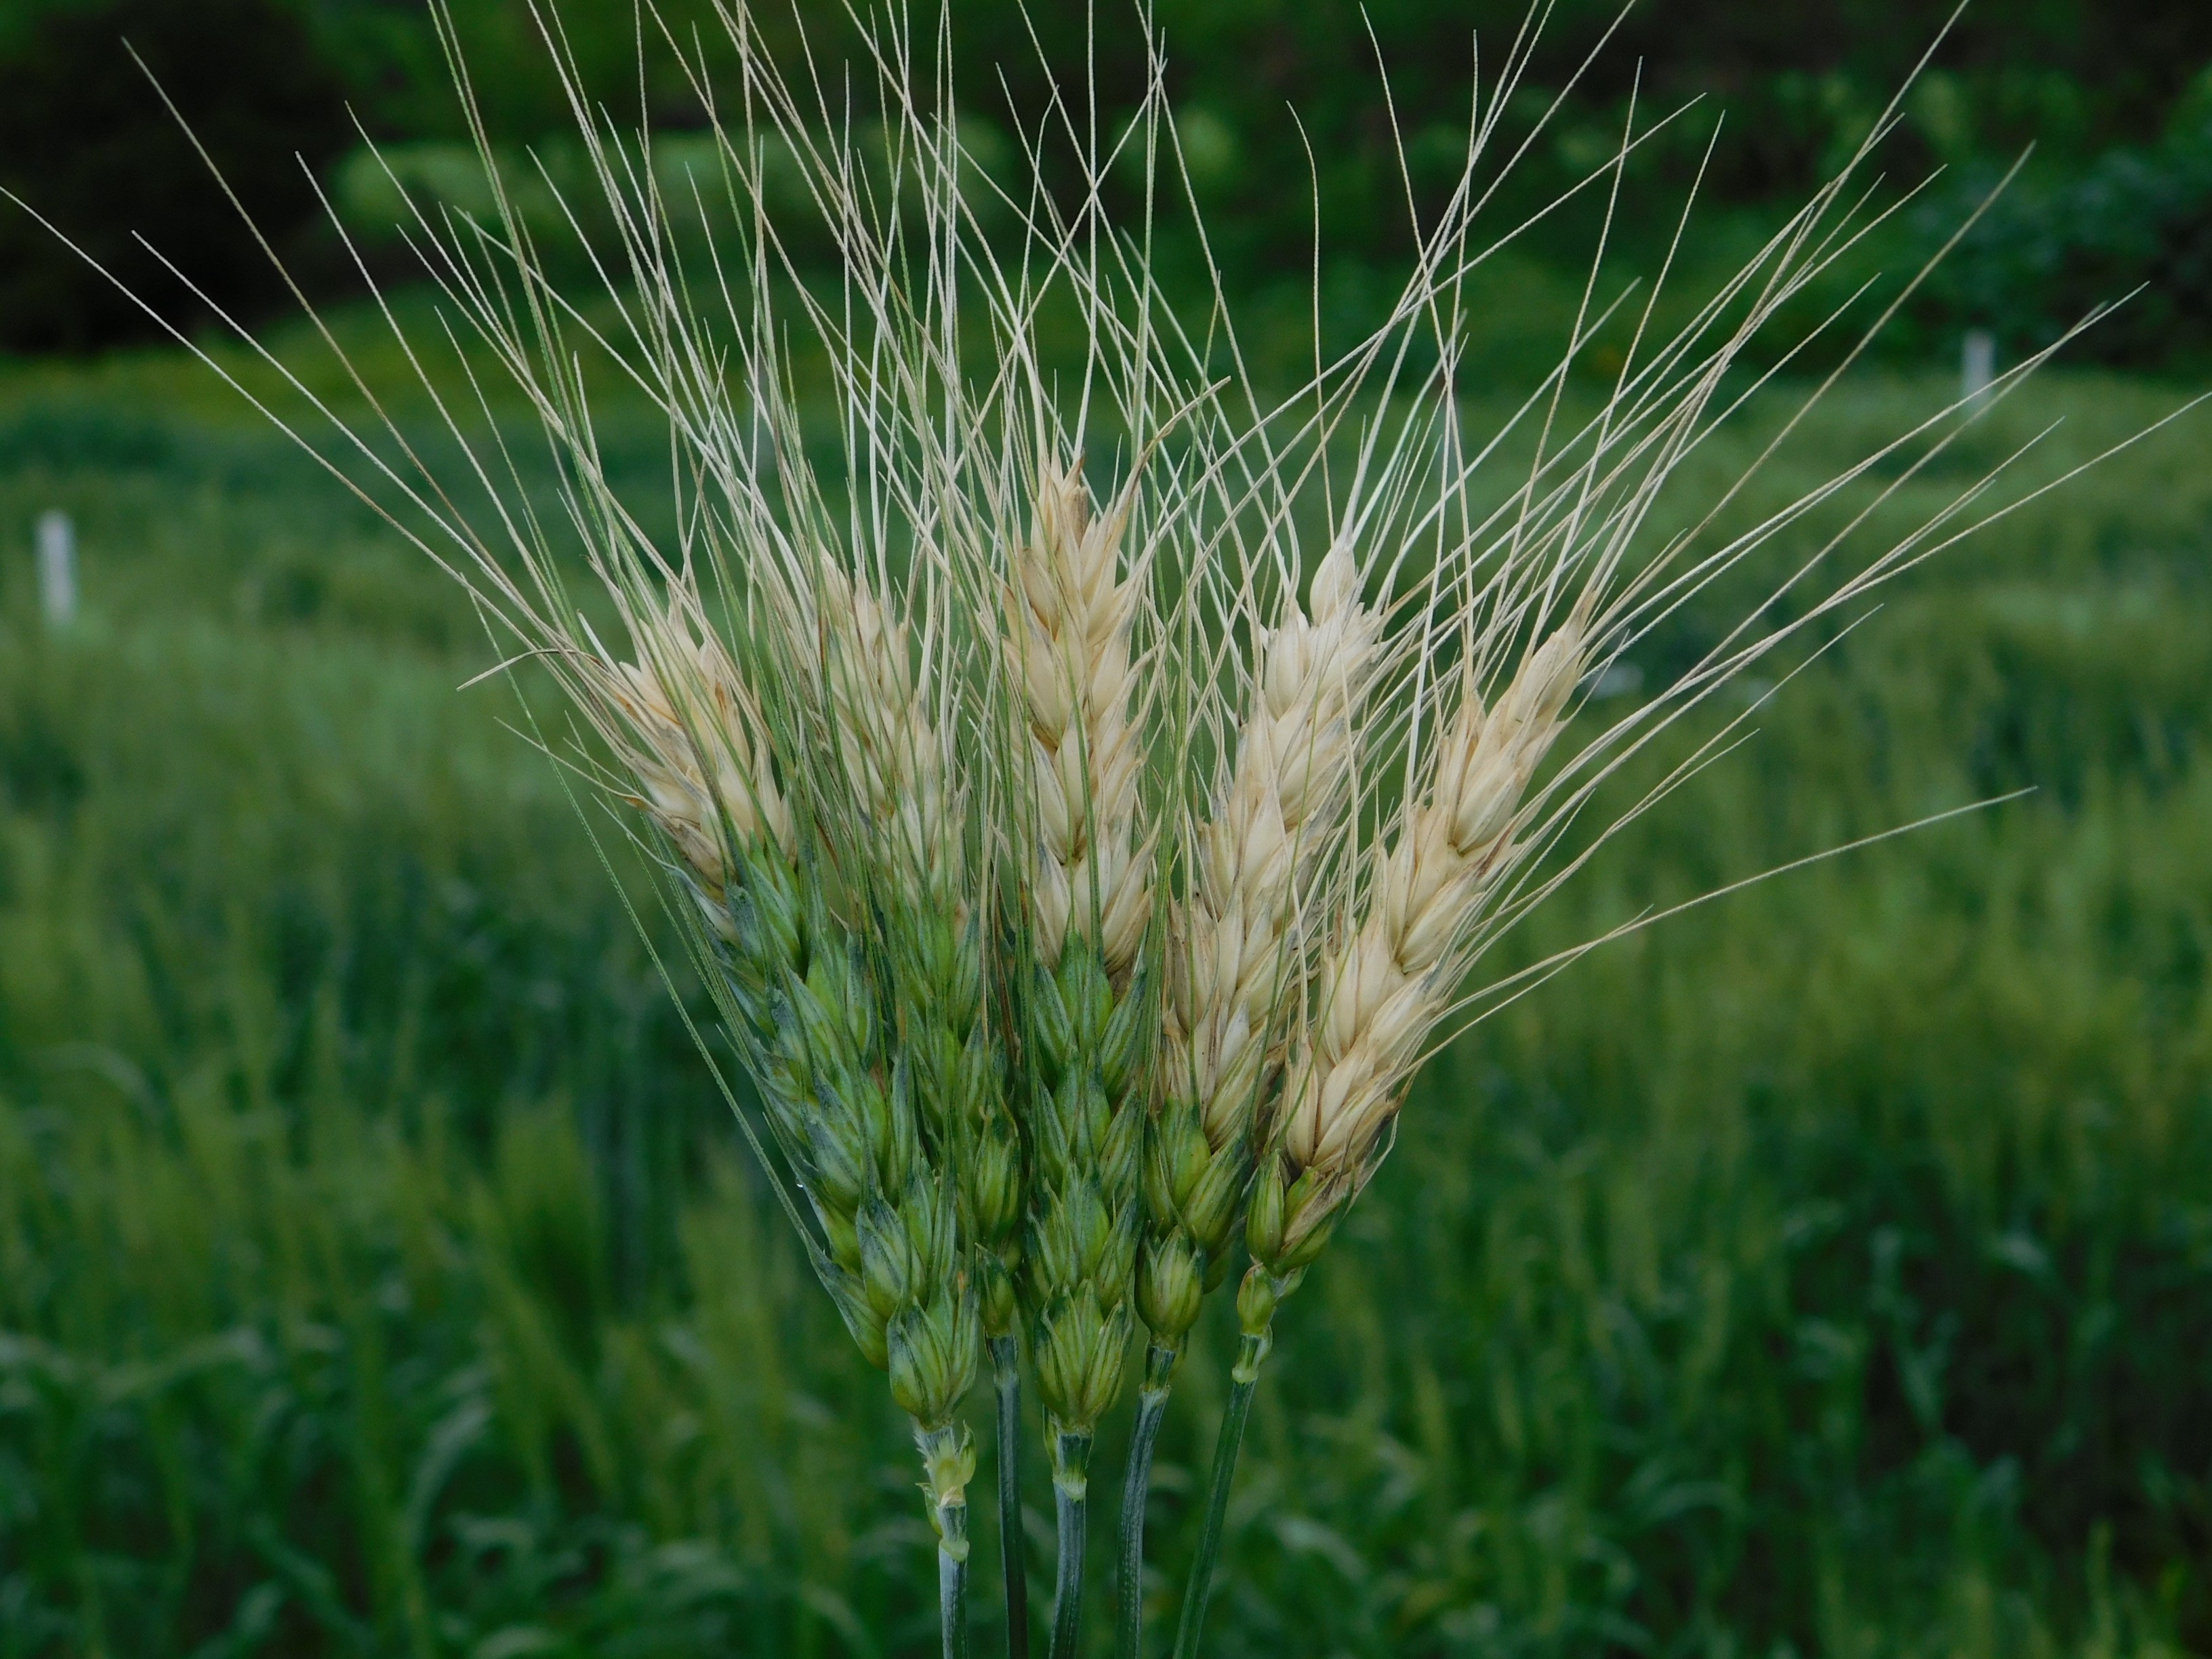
[1,314,2210,1659]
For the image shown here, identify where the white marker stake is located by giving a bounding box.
[37,510,77,627]
[1963,329,1996,416]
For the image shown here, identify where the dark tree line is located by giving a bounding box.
[3,0,2210,356]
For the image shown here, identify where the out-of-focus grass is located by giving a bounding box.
[0,323,2209,1657]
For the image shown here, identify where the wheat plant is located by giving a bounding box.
[20,1,2196,1654]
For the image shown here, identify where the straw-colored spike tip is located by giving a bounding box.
[1009,457,1151,977]
[1258,609,1586,1269]
[594,602,794,928]
[822,565,960,897]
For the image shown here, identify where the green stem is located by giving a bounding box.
[940,1532,971,1659]
[919,1422,975,1659]
[1048,1429,1093,1659]
[1168,1333,1267,1659]
[991,1336,1030,1659]
[1115,1345,1179,1659]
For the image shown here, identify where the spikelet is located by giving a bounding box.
[1249,609,1588,1284]
[1004,457,1157,1467]
[1138,547,1378,1356]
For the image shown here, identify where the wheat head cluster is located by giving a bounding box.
[79,0,2144,1652]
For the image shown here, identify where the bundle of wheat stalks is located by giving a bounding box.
[62,0,2163,1653]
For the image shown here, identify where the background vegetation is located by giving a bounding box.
[7,0,2212,358]
[2,3,2211,1657]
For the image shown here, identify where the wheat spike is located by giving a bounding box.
[1138,546,1378,1351]
[573,567,991,1563]
[1176,546,1376,1131]
[1253,609,1588,1274]
[821,565,1025,1347]
[1004,455,1158,1471]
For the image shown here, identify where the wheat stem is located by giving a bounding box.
[919,1420,981,1658]
[1168,1330,1267,1659]
[1048,1430,1094,1659]
[939,1500,972,1659]
[1115,1344,1179,1659]
[990,1335,1031,1659]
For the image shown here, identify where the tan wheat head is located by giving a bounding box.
[584,594,794,920]
[1258,603,1589,1269]
[1168,544,1378,1159]
[1007,457,1152,979]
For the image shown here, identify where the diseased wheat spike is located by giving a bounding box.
[1005,456,1156,1481]
[589,581,983,1566]
[1138,546,1378,1358]
[823,568,1025,1351]
[590,598,794,933]
[809,566,995,1557]
[823,568,958,895]
[1245,609,1589,1296]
